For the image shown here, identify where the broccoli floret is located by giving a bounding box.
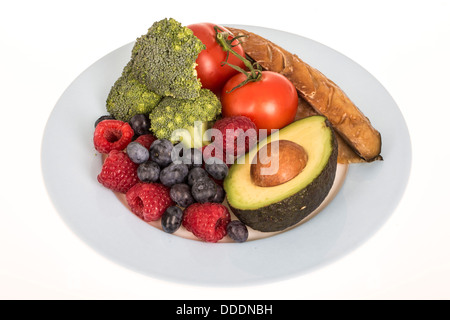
[106,64,162,122]
[150,89,221,148]
[128,18,205,100]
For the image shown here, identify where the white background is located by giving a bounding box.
[1,0,449,299]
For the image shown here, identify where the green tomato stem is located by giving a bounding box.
[214,26,262,92]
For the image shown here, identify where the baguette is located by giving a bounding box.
[295,96,365,163]
[227,27,382,162]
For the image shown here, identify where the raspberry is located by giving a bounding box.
[212,116,258,159]
[126,183,174,222]
[183,203,231,242]
[97,150,139,193]
[134,133,157,150]
[201,144,228,165]
[94,120,134,154]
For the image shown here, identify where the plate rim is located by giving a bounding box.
[41,24,412,286]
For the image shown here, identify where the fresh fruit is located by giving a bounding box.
[201,143,227,165]
[170,183,195,208]
[161,206,184,234]
[159,163,189,187]
[187,167,209,186]
[212,116,258,158]
[179,147,203,168]
[191,178,217,203]
[95,115,115,127]
[224,116,338,232]
[182,203,231,242]
[149,139,174,168]
[211,185,225,204]
[134,133,157,150]
[129,114,151,136]
[126,141,150,164]
[251,140,308,187]
[97,150,139,193]
[228,26,382,162]
[204,158,229,180]
[227,220,249,243]
[126,183,174,222]
[221,71,298,131]
[94,120,134,154]
[137,161,160,183]
[187,23,246,94]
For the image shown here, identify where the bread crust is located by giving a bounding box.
[227,27,382,162]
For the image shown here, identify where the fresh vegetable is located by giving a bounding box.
[106,66,162,122]
[128,18,205,100]
[209,26,298,131]
[187,23,246,94]
[221,71,298,130]
[149,89,222,148]
[227,27,382,161]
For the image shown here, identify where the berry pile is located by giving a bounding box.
[93,114,250,243]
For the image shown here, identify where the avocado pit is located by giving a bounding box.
[250,140,308,187]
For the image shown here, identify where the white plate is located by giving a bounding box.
[41,24,411,286]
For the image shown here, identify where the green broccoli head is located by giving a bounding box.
[106,65,162,122]
[129,18,205,100]
[150,89,222,148]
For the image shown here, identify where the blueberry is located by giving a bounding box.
[161,206,184,234]
[211,184,225,203]
[137,161,160,183]
[191,178,217,203]
[150,139,173,167]
[129,114,151,136]
[181,148,203,168]
[94,115,115,127]
[187,167,209,186]
[227,220,249,243]
[159,163,189,187]
[170,184,194,208]
[204,158,229,180]
[127,141,150,164]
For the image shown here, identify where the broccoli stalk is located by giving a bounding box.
[128,18,205,100]
[150,89,222,148]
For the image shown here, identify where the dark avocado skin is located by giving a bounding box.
[228,122,338,232]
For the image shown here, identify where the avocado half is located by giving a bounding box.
[224,116,338,232]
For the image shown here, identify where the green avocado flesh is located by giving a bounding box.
[223,116,338,232]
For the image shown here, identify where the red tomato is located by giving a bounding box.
[187,23,246,94]
[221,71,298,131]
